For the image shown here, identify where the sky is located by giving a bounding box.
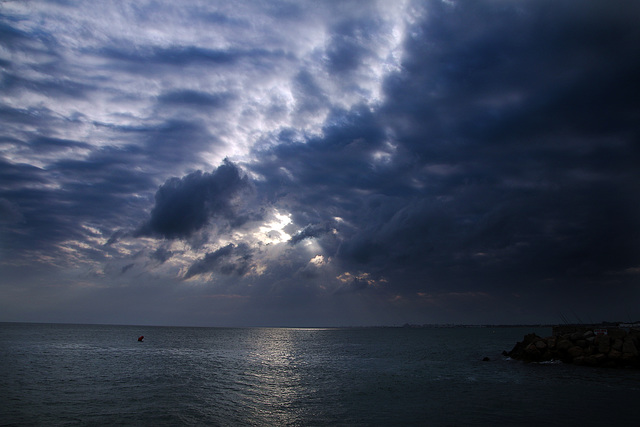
[1,0,639,327]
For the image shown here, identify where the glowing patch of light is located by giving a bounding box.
[371,140,397,167]
[253,263,267,276]
[279,166,294,180]
[371,150,392,164]
[336,271,384,287]
[257,210,292,244]
[309,255,325,266]
[82,224,109,245]
[302,239,321,253]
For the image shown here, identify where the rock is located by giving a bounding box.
[621,352,638,365]
[584,355,600,366]
[525,343,541,360]
[612,338,624,352]
[546,337,556,349]
[608,349,622,360]
[482,357,490,361]
[608,328,627,340]
[556,339,572,351]
[570,332,582,341]
[595,335,611,354]
[567,346,584,359]
[594,353,606,364]
[506,334,544,361]
[622,338,639,357]
[535,340,547,350]
[508,328,640,368]
[629,333,640,349]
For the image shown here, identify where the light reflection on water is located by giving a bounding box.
[2,324,640,426]
[236,328,313,425]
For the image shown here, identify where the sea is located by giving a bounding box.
[1,323,639,426]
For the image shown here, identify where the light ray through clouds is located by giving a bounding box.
[1,0,639,326]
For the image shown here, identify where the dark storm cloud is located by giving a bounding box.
[372,0,640,286]
[1,173,149,258]
[137,160,251,239]
[384,1,640,151]
[0,16,59,56]
[2,136,161,258]
[253,104,387,204]
[325,17,379,74]
[157,90,232,109]
[249,0,640,299]
[184,243,253,279]
[88,118,223,174]
[292,70,328,115]
[0,188,91,255]
[0,19,26,43]
[0,4,252,269]
[0,198,23,223]
[0,18,95,101]
[95,45,292,74]
[0,158,48,189]
[289,222,334,246]
[139,119,223,169]
[97,45,238,66]
[29,136,92,153]
[335,277,369,295]
[105,230,127,247]
[150,247,173,264]
[1,71,92,100]
[0,105,57,127]
[52,147,157,198]
[2,0,640,326]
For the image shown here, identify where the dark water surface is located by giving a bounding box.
[1,323,639,426]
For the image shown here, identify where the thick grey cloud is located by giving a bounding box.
[137,160,251,239]
[247,0,640,302]
[1,0,639,326]
[150,247,173,264]
[289,221,335,246]
[184,243,253,279]
[0,198,23,223]
[325,17,378,74]
[157,90,232,109]
[376,0,640,283]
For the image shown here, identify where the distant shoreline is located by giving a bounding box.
[1,321,637,329]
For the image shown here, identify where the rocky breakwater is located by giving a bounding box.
[505,326,640,368]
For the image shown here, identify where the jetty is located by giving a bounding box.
[505,323,640,368]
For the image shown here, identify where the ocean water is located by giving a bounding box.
[1,323,639,426]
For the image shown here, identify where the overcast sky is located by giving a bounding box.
[1,0,639,327]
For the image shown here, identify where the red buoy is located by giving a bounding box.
[138,335,144,342]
